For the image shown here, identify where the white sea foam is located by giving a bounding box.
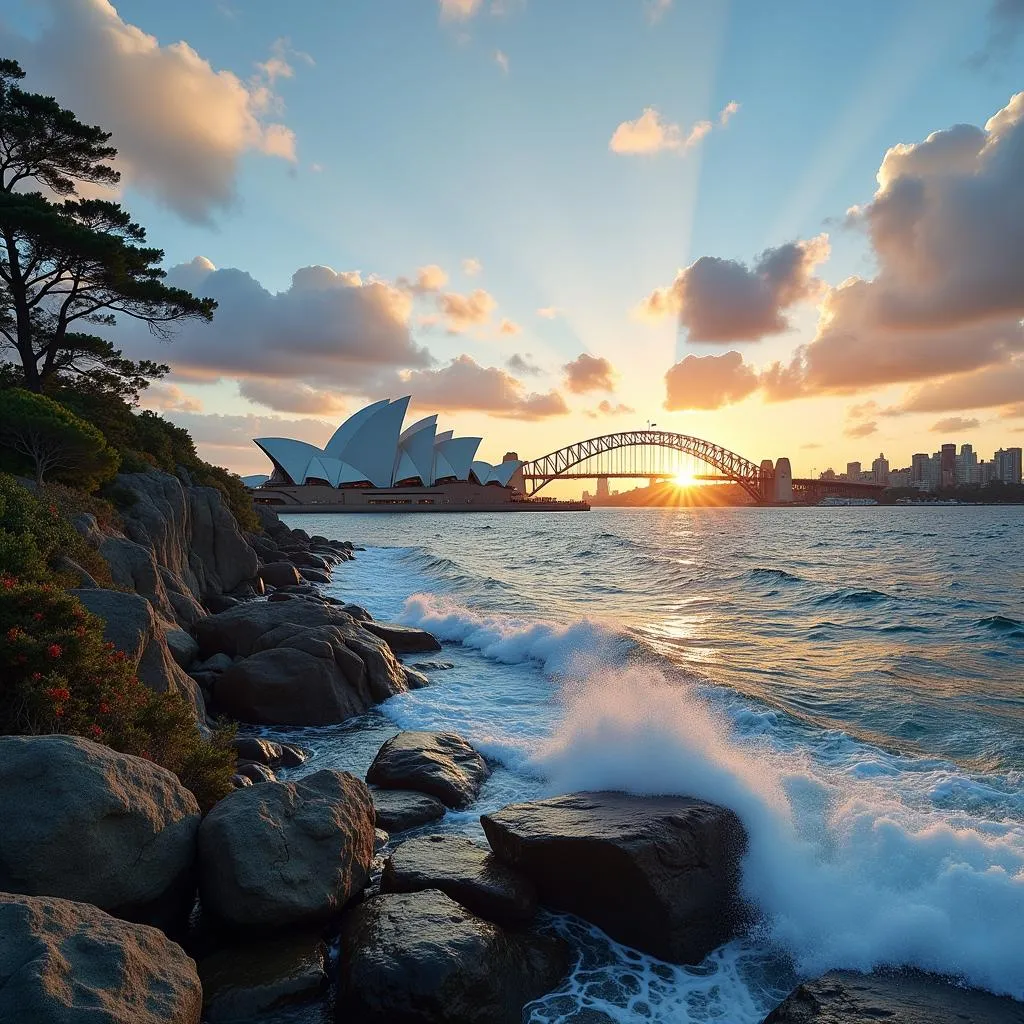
[400,592,1024,1002]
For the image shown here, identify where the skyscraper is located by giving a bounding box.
[911,453,930,489]
[994,448,1023,484]
[846,461,861,481]
[940,444,956,488]
[871,453,890,485]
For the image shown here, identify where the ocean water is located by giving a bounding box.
[277,505,1024,1022]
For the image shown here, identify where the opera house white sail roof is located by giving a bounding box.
[252,397,523,490]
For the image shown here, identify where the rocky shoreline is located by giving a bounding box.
[1,470,1020,1024]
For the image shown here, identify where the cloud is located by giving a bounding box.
[438,0,483,20]
[609,107,712,154]
[845,421,878,438]
[779,93,1024,394]
[636,235,830,342]
[847,400,878,420]
[585,400,636,418]
[114,257,430,390]
[563,353,617,394]
[646,0,673,23]
[238,380,348,415]
[140,382,202,413]
[968,0,1024,67]
[398,355,568,419]
[664,352,758,410]
[506,354,542,376]
[800,443,822,449]
[931,416,981,433]
[462,258,482,276]
[397,264,449,294]
[437,289,497,333]
[2,0,298,222]
[536,307,559,319]
[896,358,1024,413]
[719,101,740,126]
[494,50,509,74]
[498,318,521,336]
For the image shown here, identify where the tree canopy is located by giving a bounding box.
[0,58,216,398]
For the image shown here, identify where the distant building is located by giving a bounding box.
[940,444,957,488]
[956,444,979,485]
[911,453,930,489]
[845,461,861,482]
[994,447,1023,484]
[888,468,911,488]
[819,468,836,480]
[871,453,890,486]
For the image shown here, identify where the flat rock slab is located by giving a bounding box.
[336,889,570,1024]
[366,731,490,810]
[199,932,328,1023]
[763,971,1024,1023]
[481,791,747,966]
[381,834,538,925]
[361,621,442,654]
[372,789,446,833]
[0,891,202,1024]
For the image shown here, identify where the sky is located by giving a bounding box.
[3,0,1023,490]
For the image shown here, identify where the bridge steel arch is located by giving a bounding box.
[520,430,765,500]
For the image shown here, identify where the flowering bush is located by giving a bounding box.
[0,579,234,810]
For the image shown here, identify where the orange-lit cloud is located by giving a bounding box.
[610,102,738,155]
[438,0,483,21]
[397,264,449,294]
[563,353,618,393]
[437,289,497,333]
[931,416,981,433]
[845,421,878,439]
[140,382,203,413]
[664,352,758,410]
[896,358,1024,413]
[238,380,348,415]
[499,318,522,336]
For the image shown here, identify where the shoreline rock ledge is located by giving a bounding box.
[481,791,748,965]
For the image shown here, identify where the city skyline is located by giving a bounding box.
[2,0,1021,482]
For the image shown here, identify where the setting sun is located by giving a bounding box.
[673,470,698,487]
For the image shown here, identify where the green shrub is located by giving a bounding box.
[0,473,112,587]
[0,578,234,811]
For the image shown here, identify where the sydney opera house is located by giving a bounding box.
[243,397,587,512]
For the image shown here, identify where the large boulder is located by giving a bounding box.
[198,932,328,1024]
[258,562,302,589]
[366,731,490,810]
[372,788,446,833]
[187,485,260,596]
[762,971,1024,1023]
[0,892,202,1024]
[0,736,200,928]
[72,588,207,727]
[361,620,442,654]
[336,889,570,1024]
[381,834,538,925]
[197,770,374,929]
[481,791,747,965]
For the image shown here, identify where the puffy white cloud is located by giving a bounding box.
[931,416,981,433]
[238,380,348,415]
[140,382,202,413]
[2,0,298,222]
[664,352,758,410]
[563,353,618,394]
[437,289,497,333]
[399,355,568,419]
[719,100,740,126]
[609,107,709,154]
[636,236,830,343]
[115,257,430,388]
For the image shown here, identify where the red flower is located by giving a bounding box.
[98,702,110,715]
[1,577,15,589]
[54,708,64,718]
[47,644,62,659]
[45,687,70,701]
[33,612,44,621]
[113,650,126,661]
[88,724,102,738]
[6,627,21,641]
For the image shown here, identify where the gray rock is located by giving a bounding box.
[762,971,1024,1023]
[187,485,260,596]
[372,789,446,833]
[72,588,207,728]
[231,736,283,766]
[54,554,99,587]
[279,743,308,766]
[412,660,455,671]
[403,665,430,689]
[235,762,277,784]
[366,731,490,810]
[165,626,200,669]
[298,567,331,584]
[0,736,200,927]
[199,932,328,1024]
[259,562,302,589]
[196,652,233,674]
[336,889,570,1024]
[289,551,330,569]
[205,594,241,613]
[342,603,373,621]
[361,620,442,654]
[0,892,202,1024]
[198,770,375,929]
[481,792,747,965]
[382,834,538,925]
[231,774,253,789]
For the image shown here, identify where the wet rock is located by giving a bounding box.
[298,567,331,584]
[279,743,308,767]
[372,788,446,833]
[342,603,373,621]
[362,620,442,654]
[481,791,747,965]
[0,892,202,1024]
[289,551,331,569]
[231,736,283,766]
[762,970,1024,1023]
[412,659,455,671]
[0,735,200,928]
[198,770,375,929]
[258,562,302,589]
[336,889,570,1024]
[366,731,490,810]
[205,594,240,614]
[235,762,276,784]
[382,834,538,925]
[199,931,328,1024]
[403,665,430,689]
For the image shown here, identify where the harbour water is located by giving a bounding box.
[278,505,1024,1022]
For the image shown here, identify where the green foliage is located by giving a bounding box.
[0,59,215,396]
[0,472,111,586]
[0,578,235,811]
[0,389,119,488]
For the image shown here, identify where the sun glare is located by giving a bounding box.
[673,470,698,487]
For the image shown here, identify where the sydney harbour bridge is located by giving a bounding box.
[517,430,886,504]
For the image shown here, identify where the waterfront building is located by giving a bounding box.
[871,453,890,486]
[956,444,979,485]
[845,461,861,481]
[888,468,911,488]
[994,447,1023,484]
[940,444,957,487]
[819,468,836,480]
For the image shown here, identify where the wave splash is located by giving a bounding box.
[399,593,1024,1002]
